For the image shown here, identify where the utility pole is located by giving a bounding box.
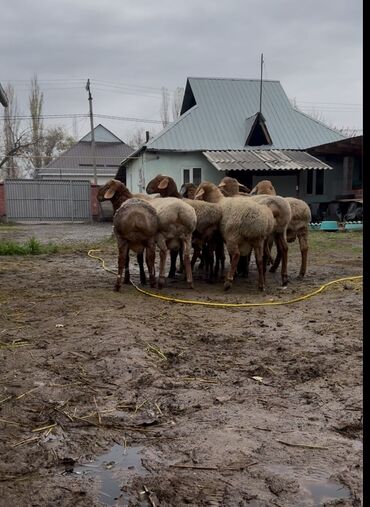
[86,79,97,185]
[259,53,264,114]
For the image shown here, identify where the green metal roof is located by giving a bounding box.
[145,77,345,152]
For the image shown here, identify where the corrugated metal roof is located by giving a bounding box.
[144,78,345,152]
[38,124,133,175]
[203,150,332,171]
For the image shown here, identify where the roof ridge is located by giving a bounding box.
[188,76,280,83]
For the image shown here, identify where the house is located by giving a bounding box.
[121,77,346,203]
[38,124,134,185]
[307,135,363,221]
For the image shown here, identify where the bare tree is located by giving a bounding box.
[160,86,170,128]
[127,127,147,148]
[171,86,184,120]
[1,84,26,178]
[43,126,75,166]
[29,74,44,175]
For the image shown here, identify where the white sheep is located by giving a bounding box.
[194,181,275,291]
[148,196,197,288]
[248,179,311,278]
[146,175,224,282]
[248,194,292,286]
[218,176,250,196]
[113,198,158,291]
[249,180,277,196]
[271,197,311,278]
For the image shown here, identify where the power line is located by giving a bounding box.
[0,113,163,124]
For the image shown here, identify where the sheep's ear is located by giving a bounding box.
[195,188,205,199]
[104,187,115,199]
[218,181,226,188]
[158,177,169,189]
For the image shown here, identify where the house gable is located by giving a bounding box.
[245,112,272,147]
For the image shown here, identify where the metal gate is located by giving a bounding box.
[5,179,91,221]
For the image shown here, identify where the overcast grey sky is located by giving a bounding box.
[1,0,363,143]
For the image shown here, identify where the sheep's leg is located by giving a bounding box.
[177,244,185,274]
[237,254,250,278]
[191,244,201,270]
[297,231,308,278]
[275,233,289,286]
[168,250,178,278]
[224,241,240,291]
[156,235,167,289]
[269,248,281,273]
[182,236,194,289]
[146,241,156,288]
[124,253,130,284]
[206,243,216,283]
[116,241,129,291]
[137,252,147,285]
[254,242,266,291]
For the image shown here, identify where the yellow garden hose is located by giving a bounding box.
[88,249,362,308]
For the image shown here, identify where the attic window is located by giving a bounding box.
[245,112,272,147]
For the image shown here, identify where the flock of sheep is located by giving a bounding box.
[97,175,311,292]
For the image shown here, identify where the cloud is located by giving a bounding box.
[1,0,362,141]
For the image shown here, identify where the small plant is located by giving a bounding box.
[0,237,59,255]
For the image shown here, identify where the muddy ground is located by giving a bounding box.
[0,223,363,506]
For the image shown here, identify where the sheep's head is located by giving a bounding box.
[250,180,276,196]
[180,182,197,199]
[194,182,222,203]
[146,174,178,196]
[97,180,124,202]
[218,177,240,197]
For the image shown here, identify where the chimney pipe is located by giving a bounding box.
[145,130,150,142]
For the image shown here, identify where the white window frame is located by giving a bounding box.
[182,167,202,185]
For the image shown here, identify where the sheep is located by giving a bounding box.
[194,182,275,291]
[180,182,198,199]
[99,179,197,288]
[148,196,197,288]
[249,180,277,196]
[248,194,292,286]
[113,199,158,291]
[146,175,224,282]
[247,179,312,278]
[270,197,311,278]
[223,180,298,286]
[97,179,150,285]
[218,176,250,196]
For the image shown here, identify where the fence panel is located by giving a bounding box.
[4,179,91,221]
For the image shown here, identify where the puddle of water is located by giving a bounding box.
[301,478,351,505]
[74,444,146,506]
[265,463,351,505]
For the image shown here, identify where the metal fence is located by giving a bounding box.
[4,179,91,221]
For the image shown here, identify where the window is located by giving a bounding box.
[183,168,202,185]
[315,170,324,195]
[352,159,362,190]
[307,170,324,195]
[183,169,190,184]
[193,168,202,186]
[307,171,313,194]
